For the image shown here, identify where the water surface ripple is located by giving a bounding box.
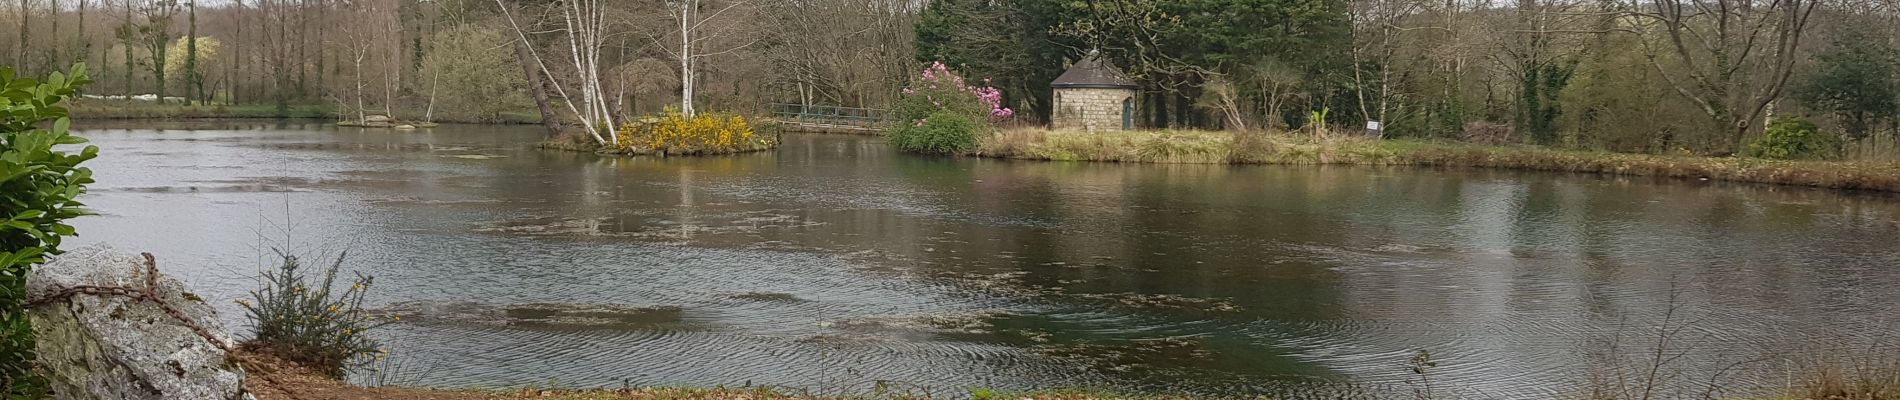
[70,120,1900,398]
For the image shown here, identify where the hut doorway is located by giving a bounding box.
[1121,98,1134,130]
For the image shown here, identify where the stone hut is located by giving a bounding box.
[1051,53,1139,131]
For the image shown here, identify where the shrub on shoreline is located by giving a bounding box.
[1,64,97,395]
[1746,117,1840,160]
[891,110,982,154]
[888,62,1013,154]
[238,250,388,377]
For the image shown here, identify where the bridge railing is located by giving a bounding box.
[771,103,890,129]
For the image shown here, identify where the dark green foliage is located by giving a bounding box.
[915,0,1068,120]
[0,63,98,396]
[1798,30,1899,140]
[916,0,1351,125]
[890,110,982,154]
[1746,117,1839,160]
[1519,61,1574,145]
[238,251,388,377]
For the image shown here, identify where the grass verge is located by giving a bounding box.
[68,100,546,124]
[973,129,1900,193]
[69,100,337,119]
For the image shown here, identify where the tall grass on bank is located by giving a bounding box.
[973,129,1900,193]
[1791,345,1900,400]
[237,250,389,377]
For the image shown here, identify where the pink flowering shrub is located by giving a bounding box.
[890,62,1013,154]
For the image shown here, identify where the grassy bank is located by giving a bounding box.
[69,100,338,119]
[68,100,546,124]
[973,129,1900,193]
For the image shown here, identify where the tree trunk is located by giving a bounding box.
[678,0,695,117]
[50,0,59,68]
[153,37,168,106]
[78,0,87,66]
[1150,91,1167,128]
[314,0,324,97]
[275,0,289,115]
[354,51,365,123]
[185,0,198,106]
[231,0,242,104]
[122,0,132,95]
[511,32,561,138]
[1174,92,1191,128]
[20,0,31,70]
[295,0,306,99]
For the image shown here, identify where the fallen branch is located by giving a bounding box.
[27,252,230,351]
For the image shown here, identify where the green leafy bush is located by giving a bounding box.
[1,64,97,394]
[238,251,388,377]
[887,62,1011,155]
[891,110,982,154]
[419,25,532,123]
[1745,117,1839,160]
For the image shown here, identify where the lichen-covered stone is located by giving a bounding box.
[25,245,253,400]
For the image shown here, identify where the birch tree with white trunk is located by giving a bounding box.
[657,0,760,117]
[496,0,615,145]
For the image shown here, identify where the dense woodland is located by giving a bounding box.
[2,0,1897,156]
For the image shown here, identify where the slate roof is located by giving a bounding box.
[1051,54,1139,89]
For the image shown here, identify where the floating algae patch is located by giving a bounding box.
[95,184,309,193]
[474,217,613,236]
[502,303,685,329]
[1032,335,1216,375]
[727,292,809,303]
[930,270,1243,313]
[1069,292,1243,313]
[817,310,1014,340]
[475,211,821,240]
[375,301,696,332]
[364,197,512,206]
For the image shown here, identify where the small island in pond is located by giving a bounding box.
[539,110,779,157]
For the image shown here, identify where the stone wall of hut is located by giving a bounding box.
[1052,87,1136,132]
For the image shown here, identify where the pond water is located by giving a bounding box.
[68,120,1900,398]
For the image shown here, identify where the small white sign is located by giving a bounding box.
[1366,121,1382,131]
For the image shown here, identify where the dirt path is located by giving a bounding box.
[235,351,876,400]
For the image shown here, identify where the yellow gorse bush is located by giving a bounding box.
[615,108,765,154]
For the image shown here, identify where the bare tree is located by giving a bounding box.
[509,26,562,137]
[1634,0,1820,152]
[135,0,178,104]
[764,0,917,109]
[655,0,761,117]
[1247,58,1306,130]
[496,0,612,144]
[1349,0,1426,136]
